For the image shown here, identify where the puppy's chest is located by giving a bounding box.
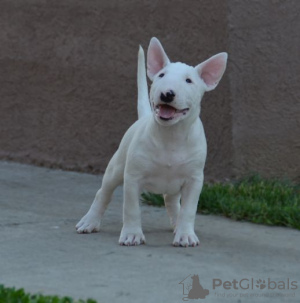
[139,150,194,194]
[151,152,186,172]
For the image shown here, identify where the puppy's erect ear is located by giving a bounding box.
[147,37,170,81]
[195,53,228,91]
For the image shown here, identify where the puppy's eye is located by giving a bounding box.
[159,73,165,78]
[186,78,192,83]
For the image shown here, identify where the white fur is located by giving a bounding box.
[76,37,228,247]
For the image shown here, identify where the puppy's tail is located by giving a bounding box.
[137,45,151,119]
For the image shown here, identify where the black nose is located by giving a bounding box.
[160,90,176,103]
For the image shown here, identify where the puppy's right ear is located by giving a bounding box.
[147,37,170,81]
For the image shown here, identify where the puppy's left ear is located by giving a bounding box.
[195,53,228,91]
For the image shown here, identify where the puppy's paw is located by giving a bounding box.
[76,213,101,233]
[173,230,200,247]
[119,227,145,246]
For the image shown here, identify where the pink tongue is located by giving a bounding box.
[159,105,176,119]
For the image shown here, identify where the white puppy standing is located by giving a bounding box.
[76,38,227,247]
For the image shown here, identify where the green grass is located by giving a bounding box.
[142,175,300,230]
[0,285,97,303]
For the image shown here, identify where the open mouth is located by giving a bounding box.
[155,104,190,121]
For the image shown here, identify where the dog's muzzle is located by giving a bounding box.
[160,90,175,103]
[155,104,189,121]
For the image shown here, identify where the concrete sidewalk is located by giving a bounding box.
[0,161,299,303]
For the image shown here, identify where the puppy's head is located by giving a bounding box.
[147,37,228,126]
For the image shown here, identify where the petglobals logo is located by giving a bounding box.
[179,275,210,301]
[212,278,298,291]
[178,275,298,301]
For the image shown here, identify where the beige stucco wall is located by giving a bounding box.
[0,0,299,182]
[228,0,300,181]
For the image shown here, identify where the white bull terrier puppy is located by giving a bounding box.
[76,37,227,247]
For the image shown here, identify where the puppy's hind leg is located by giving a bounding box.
[76,153,123,233]
[164,193,181,230]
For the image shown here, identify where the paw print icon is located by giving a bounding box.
[256,279,266,289]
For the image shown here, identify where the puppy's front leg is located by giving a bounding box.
[76,152,123,233]
[173,174,204,247]
[119,176,145,246]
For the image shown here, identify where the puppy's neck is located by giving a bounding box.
[148,114,200,145]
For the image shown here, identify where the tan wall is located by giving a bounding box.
[228,0,300,182]
[0,0,299,182]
